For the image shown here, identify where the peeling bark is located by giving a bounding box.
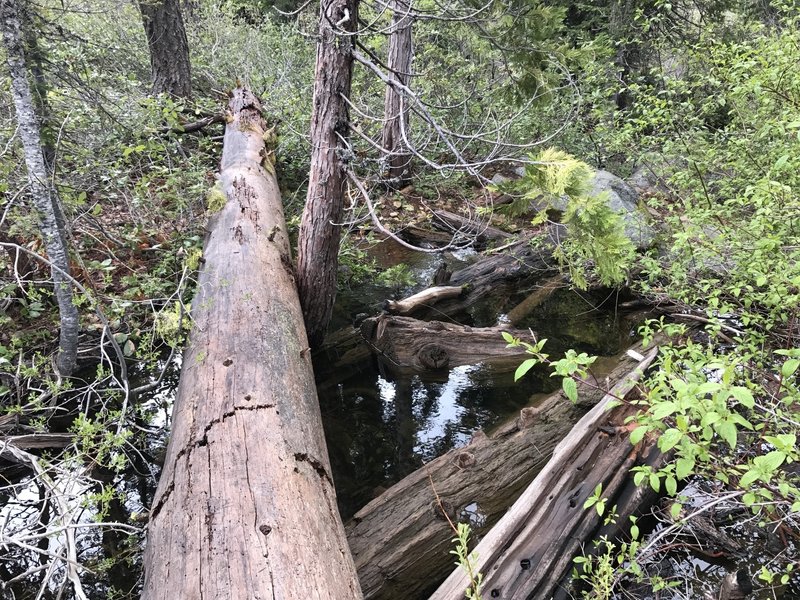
[296,0,359,349]
[1,0,78,376]
[141,89,361,600]
[381,0,413,186]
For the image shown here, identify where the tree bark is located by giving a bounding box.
[430,347,659,600]
[296,0,359,349]
[347,341,656,600]
[381,0,413,186]
[138,0,192,98]
[1,0,78,376]
[141,88,361,600]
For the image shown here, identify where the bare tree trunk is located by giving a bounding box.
[141,88,361,600]
[138,0,192,98]
[381,0,413,186]
[1,0,78,376]
[296,0,358,349]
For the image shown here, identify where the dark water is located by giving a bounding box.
[317,240,634,519]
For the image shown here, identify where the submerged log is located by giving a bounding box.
[431,347,659,600]
[384,285,464,317]
[346,340,656,600]
[360,315,530,371]
[505,274,567,326]
[141,89,361,600]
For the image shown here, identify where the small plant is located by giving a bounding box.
[451,522,483,600]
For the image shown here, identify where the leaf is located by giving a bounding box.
[562,378,578,403]
[675,457,695,480]
[514,359,537,382]
[649,473,661,493]
[757,450,786,473]
[715,420,738,450]
[630,425,648,445]
[740,468,759,488]
[669,502,681,520]
[658,428,682,452]
[781,359,800,379]
[123,339,136,357]
[731,386,754,408]
[665,476,677,496]
[651,401,678,420]
[501,331,515,345]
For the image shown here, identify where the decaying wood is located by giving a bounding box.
[346,340,656,600]
[505,274,567,326]
[141,89,361,600]
[430,347,659,600]
[433,209,513,246]
[383,285,464,316]
[360,315,531,371]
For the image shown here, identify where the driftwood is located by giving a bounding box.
[432,209,513,246]
[346,340,655,600]
[360,315,531,371]
[384,286,464,316]
[141,89,361,600]
[431,347,659,600]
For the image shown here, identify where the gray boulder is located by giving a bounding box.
[589,170,656,250]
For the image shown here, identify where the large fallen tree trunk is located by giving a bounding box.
[360,315,531,371]
[141,89,361,600]
[430,347,660,600]
[346,340,656,600]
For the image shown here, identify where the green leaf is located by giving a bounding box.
[669,502,681,520]
[665,476,677,496]
[649,473,660,492]
[731,386,754,408]
[756,450,786,473]
[514,359,537,382]
[630,425,648,445]
[675,457,695,480]
[562,378,578,403]
[740,468,759,488]
[781,359,800,379]
[658,428,682,452]
[501,331,515,345]
[651,401,678,420]
[715,420,738,450]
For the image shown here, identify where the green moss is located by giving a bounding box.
[205,183,227,214]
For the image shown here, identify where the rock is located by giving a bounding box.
[628,163,672,196]
[589,170,656,250]
[491,172,510,185]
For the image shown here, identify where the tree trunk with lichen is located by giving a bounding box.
[141,88,361,600]
[1,0,78,376]
[296,0,358,349]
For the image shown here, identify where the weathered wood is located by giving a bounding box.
[383,286,464,317]
[346,341,655,600]
[430,347,659,600]
[505,274,567,326]
[360,315,530,371]
[433,209,513,246]
[141,89,361,600]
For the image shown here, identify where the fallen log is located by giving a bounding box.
[430,346,659,600]
[505,274,567,326]
[432,209,513,246]
[360,315,531,371]
[346,339,655,600]
[141,89,361,600]
[384,285,464,317]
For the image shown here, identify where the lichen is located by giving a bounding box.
[205,183,227,214]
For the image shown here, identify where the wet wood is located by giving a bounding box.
[360,315,530,371]
[383,286,464,316]
[141,88,361,600]
[346,340,655,600]
[505,274,567,326]
[430,347,659,600]
[433,209,513,246]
